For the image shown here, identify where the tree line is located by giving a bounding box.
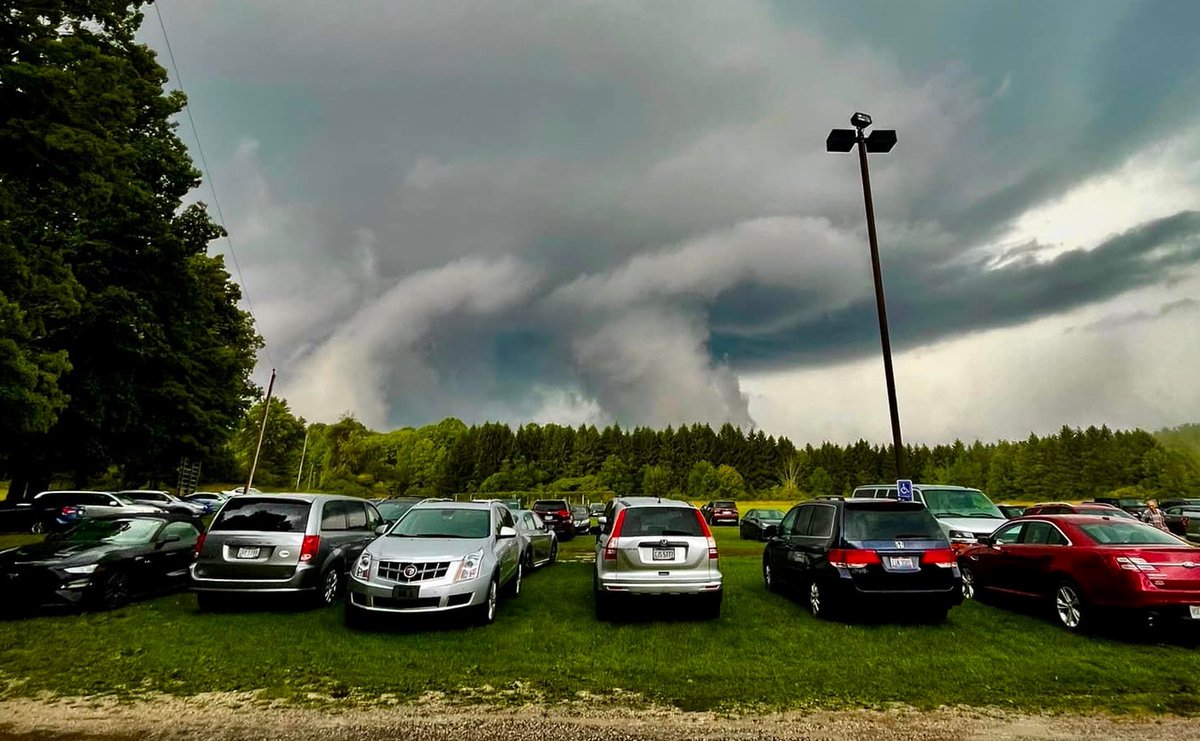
[228,400,1200,502]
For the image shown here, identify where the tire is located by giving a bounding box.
[314,567,340,608]
[344,601,371,630]
[548,541,558,565]
[594,588,615,621]
[762,557,779,594]
[1053,580,1088,632]
[196,592,227,612]
[505,560,523,598]
[473,575,499,626]
[809,579,835,620]
[739,525,747,540]
[96,569,131,610]
[916,605,948,624]
[31,520,45,535]
[960,565,977,600]
[699,592,722,620]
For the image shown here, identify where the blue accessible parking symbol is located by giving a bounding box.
[896,479,914,501]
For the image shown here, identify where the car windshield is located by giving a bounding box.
[1118,499,1144,507]
[1079,521,1189,545]
[377,501,418,520]
[390,507,490,539]
[920,488,1004,519]
[619,508,703,537]
[210,499,311,532]
[757,509,785,519]
[843,507,945,541]
[55,518,160,545]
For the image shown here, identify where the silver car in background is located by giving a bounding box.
[513,509,557,570]
[594,497,723,620]
[346,501,522,627]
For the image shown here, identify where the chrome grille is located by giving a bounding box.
[377,560,450,583]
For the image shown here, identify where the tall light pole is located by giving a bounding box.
[826,112,904,478]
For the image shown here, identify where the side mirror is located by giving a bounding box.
[374,524,389,535]
[499,526,517,539]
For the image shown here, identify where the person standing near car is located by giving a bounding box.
[1139,499,1168,532]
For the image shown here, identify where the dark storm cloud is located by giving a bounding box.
[710,211,1200,367]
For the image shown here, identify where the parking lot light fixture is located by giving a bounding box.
[826,112,904,478]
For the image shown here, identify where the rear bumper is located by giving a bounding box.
[189,563,320,593]
[597,572,723,596]
[834,579,963,608]
[709,514,739,525]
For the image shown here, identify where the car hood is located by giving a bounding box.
[368,536,488,561]
[936,516,1006,535]
[0,540,132,567]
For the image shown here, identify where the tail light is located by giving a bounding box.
[694,510,718,559]
[922,548,956,568]
[558,509,570,520]
[602,509,627,561]
[1115,556,1156,573]
[300,535,320,563]
[61,505,82,517]
[828,549,881,569]
[193,533,206,557]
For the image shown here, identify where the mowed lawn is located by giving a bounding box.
[1,528,1198,714]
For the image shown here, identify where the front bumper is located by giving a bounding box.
[0,568,96,609]
[189,563,321,593]
[347,574,489,613]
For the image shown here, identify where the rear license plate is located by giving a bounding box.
[393,584,420,599]
[652,548,675,561]
[235,547,260,559]
[888,556,916,570]
[1189,605,1200,620]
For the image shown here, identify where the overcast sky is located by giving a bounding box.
[140,0,1200,445]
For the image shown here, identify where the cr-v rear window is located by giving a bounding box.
[843,505,943,541]
[619,508,703,537]
[210,499,311,532]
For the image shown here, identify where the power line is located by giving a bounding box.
[153,2,277,370]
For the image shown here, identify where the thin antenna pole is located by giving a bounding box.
[295,428,309,490]
[243,368,276,495]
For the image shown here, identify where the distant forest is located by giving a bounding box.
[219,400,1200,502]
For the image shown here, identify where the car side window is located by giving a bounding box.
[792,506,815,536]
[603,504,618,534]
[500,507,515,529]
[321,501,347,531]
[160,521,199,545]
[993,523,1023,544]
[84,493,114,506]
[805,505,836,538]
[363,503,382,530]
[778,507,799,536]
[1021,522,1052,544]
[345,502,369,530]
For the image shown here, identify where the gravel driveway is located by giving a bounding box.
[1,695,1197,741]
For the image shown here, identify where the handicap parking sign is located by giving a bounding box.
[897,479,914,501]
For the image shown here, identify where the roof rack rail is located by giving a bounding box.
[813,495,844,501]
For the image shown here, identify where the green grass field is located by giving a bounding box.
[2,527,1198,713]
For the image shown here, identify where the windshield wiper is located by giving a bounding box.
[965,513,1004,519]
[391,533,467,538]
[936,512,969,518]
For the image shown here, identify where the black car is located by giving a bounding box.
[532,499,574,540]
[739,508,785,540]
[761,497,963,622]
[1090,497,1148,516]
[0,514,202,611]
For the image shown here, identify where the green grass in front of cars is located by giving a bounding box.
[1,527,1197,714]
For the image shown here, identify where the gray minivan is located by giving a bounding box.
[191,494,382,609]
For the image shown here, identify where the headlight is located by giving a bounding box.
[353,552,372,580]
[63,564,98,575]
[456,550,484,582]
[948,529,975,541]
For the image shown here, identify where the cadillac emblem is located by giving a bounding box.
[402,564,419,579]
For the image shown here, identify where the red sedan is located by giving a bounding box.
[958,515,1200,632]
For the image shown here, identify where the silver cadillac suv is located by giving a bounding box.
[593,497,723,620]
[346,500,522,626]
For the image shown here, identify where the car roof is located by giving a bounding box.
[410,500,495,511]
[86,512,198,524]
[613,496,693,508]
[34,490,113,497]
[222,493,363,503]
[1030,502,1116,508]
[858,483,980,491]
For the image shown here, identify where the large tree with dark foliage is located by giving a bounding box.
[1,1,260,497]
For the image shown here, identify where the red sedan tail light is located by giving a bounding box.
[1114,556,1157,573]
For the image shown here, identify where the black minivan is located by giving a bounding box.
[762,497,962,621]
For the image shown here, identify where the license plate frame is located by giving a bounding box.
[888,555,916,570]
[393,584,420,600]
[1189,605,1200,620]
[235,547,260,559]
[651,548,675,561]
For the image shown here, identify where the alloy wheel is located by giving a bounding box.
[961,566,976,600]
[762,561,773,591]
[101,571,130,609]
[1055,583,1083,630]
[809,581,822,617]
[321,569,339,606]
[513,561,522,596]
[486,579,498,622]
